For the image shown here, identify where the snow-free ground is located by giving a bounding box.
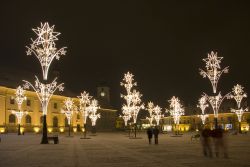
[0,132,249,167]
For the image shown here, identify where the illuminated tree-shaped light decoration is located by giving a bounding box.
[87,99,101,134]
[199,51,230,128]
[167,96,184,134]
[23,76,64,143]
[153,105,163,126]
[26,22,67,81]
[120,72,144,138]
[228,84,248,133]
[146,102,155,126]
[197,95,209,125]
[62,98,75,136]
[78,91,92,138]
[10,86,27,135]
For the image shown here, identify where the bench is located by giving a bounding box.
[47,136,59,144]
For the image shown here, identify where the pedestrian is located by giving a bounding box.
[201,126,212,157]
[153,126,159,144]
[146,127,153,144]
[213,125,229,158]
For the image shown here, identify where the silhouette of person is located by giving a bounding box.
[201,126,212,157]
[213,125,228,158]
[147,127,153,144]
[153,126,159,144]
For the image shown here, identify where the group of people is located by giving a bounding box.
[146,126,159,144]
[201,125,228,158]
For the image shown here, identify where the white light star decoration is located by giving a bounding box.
[197,95,209,125]
[26,22,67,80]
[228,84,248,122]
[87,99,101,126]
[199,51,229,94]
[78,91,92,125]
[120,72,144,125]
[146,102,163,126]
[167,96,184,125]
[23,76,64,115]
[61,98,75,125]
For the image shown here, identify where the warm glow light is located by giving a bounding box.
[48,128,52,133]
[78,91,92,125]
[34,127,40,133]
[146,102,163,126]
[59,128,64,133]
[0,128,5,133]
[20,127,24,133]
[26,22,67,80]
[73,128,77,133]
[120,72,144,126]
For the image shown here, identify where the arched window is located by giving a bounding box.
[53,117,58,127]
[40,116,44,124]
[65,117,69,127]
[26,115,31,124]
[9,114,16,123]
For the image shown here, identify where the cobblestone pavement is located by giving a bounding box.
[0,132,250,167]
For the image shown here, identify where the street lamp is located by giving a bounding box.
[61,98,75,137]
[197,95,209,126]
[228,84,248,133]
[24,22,66,144]
[78,91,92,138]
[120,72,144,138]
[167,96,184,135]
[199,51,230,129]
[10,86,27,135]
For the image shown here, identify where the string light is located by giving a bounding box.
[167,96,184,125]
[87,99,101,126]
[197,95,209,125]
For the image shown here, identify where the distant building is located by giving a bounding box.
[0,86,117,134]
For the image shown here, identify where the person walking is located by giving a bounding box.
[201,126,212,157]
[146,127,153,144]
[153,126,159,144]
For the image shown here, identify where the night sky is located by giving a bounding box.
[0,1,250,110]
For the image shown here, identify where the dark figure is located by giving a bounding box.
[212,126,228,158]
[153,127,159,144]
[146,127,153,144]
[201,127,212,157]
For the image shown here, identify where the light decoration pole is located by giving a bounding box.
[199,51,229,129]
[10,86,27,135]
[78,91,92,138]
[197,95,209,125]
[61,98,75,137]
[167,96,184,135]
[120,72,144,138]
[23,22,66,144]
[228,84,248,133]
[87,99,101,134]
[146,102,163,126]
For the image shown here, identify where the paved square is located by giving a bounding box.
[0,132,250,167]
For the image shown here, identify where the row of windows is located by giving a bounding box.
[9,114,70,127]
[10,98,58,109]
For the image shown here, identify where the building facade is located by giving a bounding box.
[0,86,117,134]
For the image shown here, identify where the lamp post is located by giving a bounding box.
[199,51,229,129]
[61,98,75,137]
[24,22,66,144]
[78,91,92,139]
[10,86,27,135]
[120,72,144,138]
[167,96,184,135]
[228,84,248,133]
[197,95,209,128]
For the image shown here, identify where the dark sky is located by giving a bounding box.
[0,1,250,110]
